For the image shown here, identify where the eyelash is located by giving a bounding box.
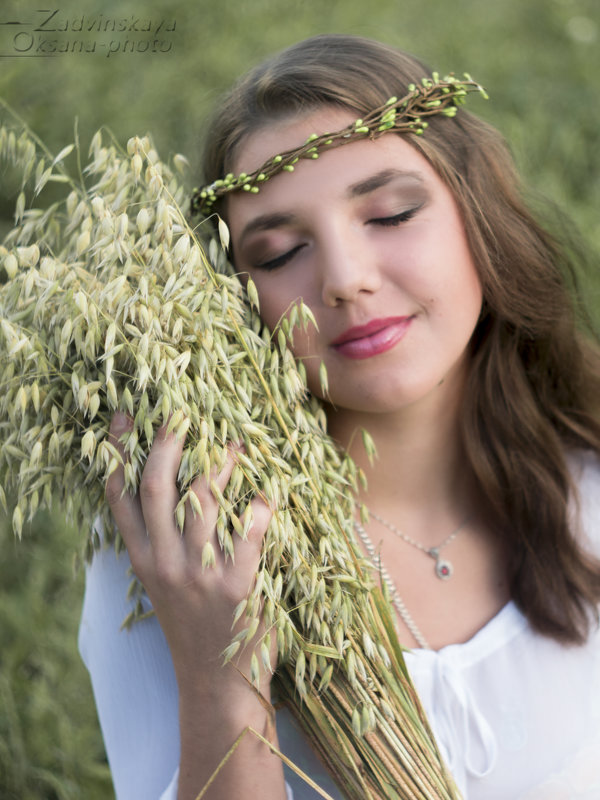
[253,205,422,271]
[255,244,306,272]
[369,206,421,227]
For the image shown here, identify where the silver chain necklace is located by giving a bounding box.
[367,509,469,580]
[354,520,430,650]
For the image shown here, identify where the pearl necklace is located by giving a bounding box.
[368,509,469,580]
[354,520,431,650]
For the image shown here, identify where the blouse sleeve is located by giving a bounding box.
[78,538,298,800]
[78,541,181,800]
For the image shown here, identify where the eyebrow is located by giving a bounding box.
[238,212,298,246]
[347,168,425,197]
[237,169,425,245]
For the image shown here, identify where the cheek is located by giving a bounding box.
[440,271,483,346]
[429,277,482,333]
[429,234,483,315]
[455,258,484,317]
[250,285,319,363]
[249,267,319,337]
[415,248,483,340]
[254,290,295,336]
[254,295,281,332]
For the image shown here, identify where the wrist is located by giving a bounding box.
[177,669,274,722]
[177,685,284,800]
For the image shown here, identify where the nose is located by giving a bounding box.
[319,222,382,307]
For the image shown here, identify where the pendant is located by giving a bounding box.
[428,547,453,580]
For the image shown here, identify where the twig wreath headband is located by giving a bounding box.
[191,72,488,217]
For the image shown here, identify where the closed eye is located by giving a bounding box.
[369,205,422,227]
[254,243,306,271]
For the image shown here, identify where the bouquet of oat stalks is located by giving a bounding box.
[0,106,460,800]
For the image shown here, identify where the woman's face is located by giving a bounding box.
[228,108,483,416]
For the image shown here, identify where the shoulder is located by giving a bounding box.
[567,449,600,555]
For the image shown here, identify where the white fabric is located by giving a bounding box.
[79,451,600,799]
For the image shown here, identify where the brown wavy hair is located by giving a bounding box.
[201,34,600,644]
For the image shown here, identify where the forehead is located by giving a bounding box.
[232,107,358,176]
[229,107,442,223]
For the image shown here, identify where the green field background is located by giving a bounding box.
[1,0,598,797]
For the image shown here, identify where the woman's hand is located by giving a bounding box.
[105,412,285,800]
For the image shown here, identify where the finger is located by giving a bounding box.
[224,497,272,591]
[183,445,240,557]
[139,422,186,561]
[105,412,148,565]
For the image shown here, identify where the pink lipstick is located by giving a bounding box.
[331,316,413,359]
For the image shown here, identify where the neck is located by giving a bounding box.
[326,389,476,538]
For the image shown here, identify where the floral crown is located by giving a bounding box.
[191,73,488,217]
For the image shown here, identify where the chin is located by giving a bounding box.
[322,389,420,416]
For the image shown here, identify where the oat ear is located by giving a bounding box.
[0,114,462,799]
[218,216,230,252]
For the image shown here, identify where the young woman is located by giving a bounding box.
[79,34,600,800]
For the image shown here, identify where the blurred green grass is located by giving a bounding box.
[0,0,598,796]
[0,510,112,799]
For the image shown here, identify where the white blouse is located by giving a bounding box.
[78,451,600,799]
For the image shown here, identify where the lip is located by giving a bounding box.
[331,316,414,359]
